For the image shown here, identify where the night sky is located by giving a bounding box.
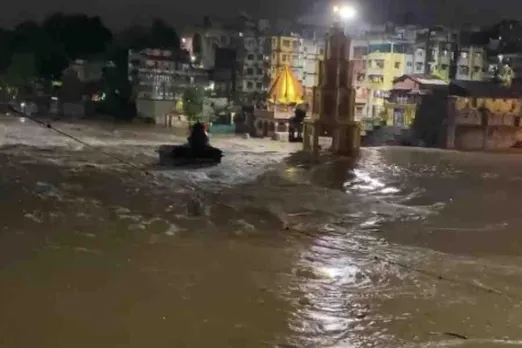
[1,0,521,30]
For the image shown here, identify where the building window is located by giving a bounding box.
[458,65,470,75]
[247,81,253,89]
[473,66,481,73]
[441,64,449,70]
[257,68,263,75]
[272,38,277,46]
[375,60,385,69]
[394,62,401,69]
[247,54,254,60]
[407,61,413,67]
[319,48,325,55]
[282,39,290,48]
[282,54,287,62]
[415,62,423,70]
[416,49,424,56]
[257,54,263,60]
[256,82,263,89]
[461,52,468,59]
[246,68,254,75]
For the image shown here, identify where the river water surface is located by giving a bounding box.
[1,118,522,347]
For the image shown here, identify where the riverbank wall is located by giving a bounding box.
[412,83,522,151]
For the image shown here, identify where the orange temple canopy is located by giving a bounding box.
[267,65,304,105]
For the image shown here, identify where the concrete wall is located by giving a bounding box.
[454,126,522,150]
[413,94,522,150]
[136,99,177,125]
[449,96,522,150]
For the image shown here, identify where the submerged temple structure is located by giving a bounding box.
[302,22,360,156]
[253,65,304,138]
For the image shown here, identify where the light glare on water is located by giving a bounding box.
[1,119,522,347]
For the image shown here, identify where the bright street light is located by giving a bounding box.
[333,4,357,20]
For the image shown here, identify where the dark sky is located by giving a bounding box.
[1,0,521,30]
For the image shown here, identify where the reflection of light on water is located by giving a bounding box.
[344,169,400,194]
[289,234,377,346]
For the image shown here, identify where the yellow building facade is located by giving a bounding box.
[365,52,408,120]
[270,36,300,78]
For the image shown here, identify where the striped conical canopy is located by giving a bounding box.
[267,65,304,105]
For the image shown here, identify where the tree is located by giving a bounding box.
[119,19,180,50]
[0,28,12,73]
[42,13,112,60]
[182,87,204,123]
[150,19,180,49]
[4,53,36,98]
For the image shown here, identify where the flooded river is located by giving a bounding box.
[1,118,522,347]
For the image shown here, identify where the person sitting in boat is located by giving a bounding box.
[187,121,209,149]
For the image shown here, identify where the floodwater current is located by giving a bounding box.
[1,119,522,347]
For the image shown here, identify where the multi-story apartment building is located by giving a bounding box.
[455,46,486,80]
[268,29,326,104]
[300,37,325,102]
[348,24,492,121]
[182,22,239,70]
[128,48,208,100]
[236,33,270,98]
[270,34,302,81]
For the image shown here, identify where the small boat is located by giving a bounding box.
[158,144,223,166]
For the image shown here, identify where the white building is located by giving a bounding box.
[238,34,269,96]
[300,38,324,90]
[128,48,208,100]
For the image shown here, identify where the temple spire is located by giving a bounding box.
[267,65,304,105]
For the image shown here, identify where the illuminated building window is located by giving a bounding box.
[282,40,291,48]
[461,52,468,59]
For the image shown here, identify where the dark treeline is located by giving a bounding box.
[0,14,182,118]
[0,14,181,81]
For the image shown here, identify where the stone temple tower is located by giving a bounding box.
[302,22,360,156]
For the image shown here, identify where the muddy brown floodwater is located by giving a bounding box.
[1,120,522,347]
